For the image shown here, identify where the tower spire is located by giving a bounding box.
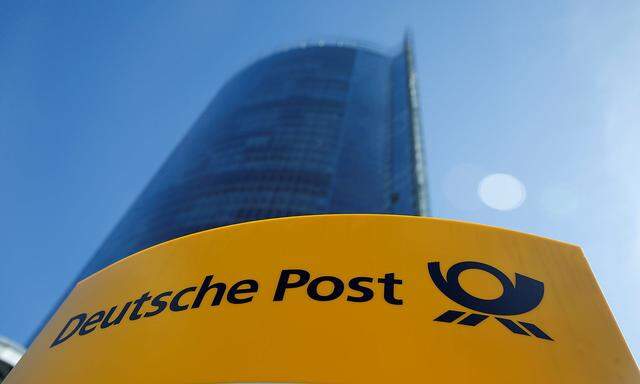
[403,30,430,216]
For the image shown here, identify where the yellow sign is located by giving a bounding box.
[8,215,639,383]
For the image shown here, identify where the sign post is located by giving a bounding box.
[8,215,639,383]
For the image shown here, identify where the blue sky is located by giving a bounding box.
[1,0,639,361]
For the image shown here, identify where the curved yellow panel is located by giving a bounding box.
[8,215,639,383]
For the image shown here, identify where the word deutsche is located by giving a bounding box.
[50,269,403,348]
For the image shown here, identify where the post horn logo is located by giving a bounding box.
[428,261,553,341]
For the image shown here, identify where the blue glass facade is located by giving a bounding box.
[79,39,428,279]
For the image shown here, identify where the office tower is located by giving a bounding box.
[74,36,428,280]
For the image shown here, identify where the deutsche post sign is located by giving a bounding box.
[7,215,639,383]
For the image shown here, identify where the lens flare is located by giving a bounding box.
[478,173,526,211]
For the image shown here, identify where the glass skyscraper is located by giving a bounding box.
[76,35,428,280]
[29,36,428,344]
